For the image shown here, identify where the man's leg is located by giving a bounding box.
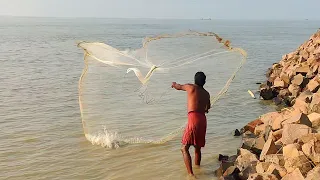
[194,146,201,166]
[181,144,194,175]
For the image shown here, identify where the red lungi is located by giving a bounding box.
[182,111,207,147]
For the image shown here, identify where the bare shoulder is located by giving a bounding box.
[185,84,196,91]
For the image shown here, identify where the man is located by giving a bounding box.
[171,71,211,176]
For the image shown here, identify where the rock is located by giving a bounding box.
[241,136,265,156]
[266,163,287,178]
[311,93,320,113]
[281,74,290,84]
[219,154,230,161]
[282,112,312,127]
[292,98,310,114]
[244,119,264,133]
[260,87,275,100]
[275,138,283,146]
[281,124,312,145]
[264,154,285,166]
[222,166,240,177]
[296,90,313,102]
[299,133,320,143]
[260,138,278,161]
[279,89,290,98]
[256,162,271,173]
[273,77,285,87]
[283,144,300,159]
[308,78,320,92]
[264,125,272,142]
[272,129,283,141]
[296,65,311,75]
[281,168,305,180]
[254,124,267,136]
[272,114,288,130]
[260,112,281,126]
[243,131,256,139]
[305,165,320,180]
[214,166,223,178]
[235,148,258,171]
[288,84,301,97]
[284,154,313,177]
[247,173,277,180]
[307,45,316,54]
[300,49,310,60]
[234,129,241,136]
[302,139,320,164]
[240,163,257,180]
[313,64,319,73]
[291,74,304,86]
[308,112,320,128]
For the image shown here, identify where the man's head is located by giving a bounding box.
[194,71,206,87]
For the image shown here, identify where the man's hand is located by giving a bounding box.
[171,82,177,88]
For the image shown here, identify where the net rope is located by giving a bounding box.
[77,30,247,147]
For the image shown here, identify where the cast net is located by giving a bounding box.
[77,31,247,148]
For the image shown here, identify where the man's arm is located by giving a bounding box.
[171,82,192,91]
[206,93,211,113]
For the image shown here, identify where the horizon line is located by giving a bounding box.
[0,15,318,21]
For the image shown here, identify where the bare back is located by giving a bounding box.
[186,84,210,113]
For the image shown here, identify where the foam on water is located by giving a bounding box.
[85,125,186,149]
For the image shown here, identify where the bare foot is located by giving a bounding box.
[187,174,197,180]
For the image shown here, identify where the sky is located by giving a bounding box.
[0,0,319,20]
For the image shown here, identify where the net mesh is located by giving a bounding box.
[77,31,247,148]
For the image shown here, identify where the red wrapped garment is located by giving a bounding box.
[182,111,207,147]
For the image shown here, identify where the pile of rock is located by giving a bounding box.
[216,108,320,179]
[215,30,320,179]
[260,29,320,107]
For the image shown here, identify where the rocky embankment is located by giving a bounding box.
[215,30,320,180]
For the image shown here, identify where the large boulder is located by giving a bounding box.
[247,173,277,180]
[292,98,311,114]
[284,153,313,177]
[308,78,320,92]
[310,93,320,112]
[264,154,285,166]
[266,163,287,178]
[241,136,265,156]
[302,138,320,164]
[282,112,312,127]
[288,84,301,97]
[260,139,278,161]
[308,112,320,128]
[273,77,285,87]
[254,124,267,136]
[291,74,304,86]
[281,124,312,145]
[260,86,275,100]
[272,129,283,141]
[260,112,281,126]
[222,166,241,179]
[281,168,305,180]
[244,119,263,133]
[283,144,300,159]
[305,165,320,180]
[235,148,259,171]
[256,162,271,174]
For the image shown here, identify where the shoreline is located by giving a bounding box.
[215,29,320,179]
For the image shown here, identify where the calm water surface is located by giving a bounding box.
[0,17,319,180]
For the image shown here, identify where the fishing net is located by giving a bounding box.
[77,31,247,148]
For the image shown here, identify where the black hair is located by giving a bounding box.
[194,71,206,87]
